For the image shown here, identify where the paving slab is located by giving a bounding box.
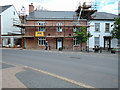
[16,69,83,88]
[2,66,27,88]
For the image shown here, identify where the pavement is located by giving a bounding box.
[1,62,87,88]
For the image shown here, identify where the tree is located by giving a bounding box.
[111,17,120,39]
[73,26,92,51]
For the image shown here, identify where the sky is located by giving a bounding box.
[0,0,119,15]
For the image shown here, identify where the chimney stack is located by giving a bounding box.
[29,3,34,14]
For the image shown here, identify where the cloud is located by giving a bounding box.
[98,1,118,15]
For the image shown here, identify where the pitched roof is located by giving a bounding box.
[26,11,77,20]
[91,12,118,20]
[0,5,12,14]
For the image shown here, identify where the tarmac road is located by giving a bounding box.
[2,49,118,88]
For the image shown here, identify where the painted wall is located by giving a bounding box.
[88,20,118,49]
[0,5,21,47]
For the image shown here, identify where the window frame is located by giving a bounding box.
[73,27,77,32]
[38,27,46,32]
[95,23,100,32]
[105,23,110,32]
[38,37,46,46]
[73,38,80,46]
[94,37,99,45]
[57,22,62,32]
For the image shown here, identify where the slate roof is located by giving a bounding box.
[0,5,12,14]
[26,11,77,20]
[91,12,118,20]
[27,11,118,20]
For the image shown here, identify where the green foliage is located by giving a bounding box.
[111,17,120,39]
[111,48,116,51]
[73,26,92,44]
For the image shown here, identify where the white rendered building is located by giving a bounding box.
[88,12,118,50]
[0,5,21,47]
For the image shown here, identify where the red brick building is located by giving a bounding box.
[23,3,90,51]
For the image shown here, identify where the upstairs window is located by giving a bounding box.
[13,11,15,15]
[38,27,46,32]
[57,22,62,26]
[95,23,100,32]
[38,22,46,26]
[57,22,62,32]
[105,23,110,32]
[73,27,77,32]
[57,27,62,32]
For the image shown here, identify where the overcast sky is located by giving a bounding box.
[0,0,119,15]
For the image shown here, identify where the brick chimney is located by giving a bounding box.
[29,3,34,14]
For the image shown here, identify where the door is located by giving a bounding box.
[104,37,111,49]
[57,38,62,49]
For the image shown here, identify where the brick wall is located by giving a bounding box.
[25,19,87,50]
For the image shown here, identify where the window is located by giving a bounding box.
[57,22,62,32]
[57,23,62,26]
[105,23,110,32]
[73,27,77,32]
[38,27,46,32]
[57,27,62,32]
[38,22,46,26]
[94,37,99,45]
[73,38,80,46]
[13,11,15,15]
[38,37,46,46]
[95,23,100,32]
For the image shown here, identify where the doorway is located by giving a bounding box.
[56,38,63,49]
[104,37,111,50]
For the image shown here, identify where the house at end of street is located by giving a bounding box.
[0,5,22,48]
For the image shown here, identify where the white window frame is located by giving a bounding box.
[38,22,46,26]
[73,27,77,32]
[95,23,100,32]
[73,38,80,46]
[57,27,62,32]
[105,23,110,32]
[57,22,62,26]
[94,37,99,45]
[38,37,46,46]
[38,27,46,32]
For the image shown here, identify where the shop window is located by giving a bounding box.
[94,37,99,45]
[73,38,80,46]
[95,23,100,32]
[38,37,46,46]
[105,23,110,32]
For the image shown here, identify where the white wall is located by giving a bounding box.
[88,20,118,49]
[1,5,20,35]
[0,5,21,47]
